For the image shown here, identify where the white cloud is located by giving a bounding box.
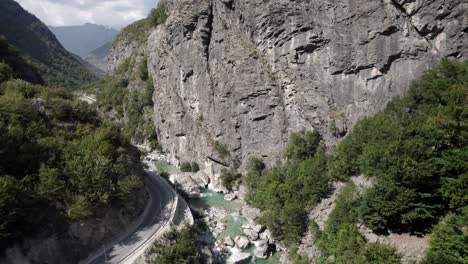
[14,0,159,29]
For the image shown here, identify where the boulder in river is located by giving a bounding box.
[224,193,237,201]
[192,171,210,187]
[253,224,265,233]
[227,252,252,264]
[254,239,270,259]
[224,236,235,247]
[241,205,261,225]
[234,235,250,249]
[171,172,202,197]
[260,229,273,242]
[243,228,259,241]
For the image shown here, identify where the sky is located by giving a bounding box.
[14,0,159,29]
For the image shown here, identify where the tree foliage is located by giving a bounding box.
[309,182,401,264]
[149,1,168,27]
[0,78,143,247]
[422,207,468,264]
[331,60,468,233]
[246,130,331,244]
[150,225,199,264]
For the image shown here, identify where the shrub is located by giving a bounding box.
[159,171,170,179]
[422,207,468,264]
[285,129,321,161]
[0,62,13,83]
[214,141,229,158]
[0,176,27,244]
[191,162,200,172]
[149,1,168,27]
[246,131,331,245]
[137,58,148,81]
[150,225,199,264]
[220,168,242,191]
[180,162,192,172]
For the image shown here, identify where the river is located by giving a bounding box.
[153,159,281,263]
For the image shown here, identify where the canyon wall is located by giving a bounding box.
[110,0,467,184]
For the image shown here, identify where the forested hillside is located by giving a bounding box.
[245,60,467,263]
[84,3,167,147]
[0,52,143,249]
[0,0,97,88]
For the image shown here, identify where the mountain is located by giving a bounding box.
[0,36,43,84]
[0,0,97,88]
[49,23,119,58]
[83,41,112,71]
[107,0,466,175]
[101,0,467,262]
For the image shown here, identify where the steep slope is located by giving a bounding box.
[84,41,113,70]
[0,0,97,88]
[131,0,467,182]
[0,34,147,264]
[0,36,43,84]
[49,23,119,58]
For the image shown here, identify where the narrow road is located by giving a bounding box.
[81,171,177,264]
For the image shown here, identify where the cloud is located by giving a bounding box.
[14,0,159,29]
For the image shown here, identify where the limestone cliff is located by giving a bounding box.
[110,0,467,185]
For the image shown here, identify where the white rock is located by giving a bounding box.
[234,236,250,249]
[253,224,265,233]
[254,239,269,259]
[216,222,226,230]
[192,171,210,187]
[224,193,237,201]
[241,205,261,224]
[243,228,259,241]
[260,229,273,242]
[225,236,235,247]
[227,252,252,264]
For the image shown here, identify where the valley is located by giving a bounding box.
[0,0,467,264]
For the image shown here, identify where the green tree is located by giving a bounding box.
[423,207,468,264]
[149,1,168,27]
[151,226,199,264]
[0,62,13,83]
[330,60,468,233]
[285,130,321,161]
[0,176,25,243]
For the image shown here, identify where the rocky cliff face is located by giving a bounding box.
[112,0,466,183]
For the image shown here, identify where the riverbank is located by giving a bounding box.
[141,146,282,263]
[188,190,282,264]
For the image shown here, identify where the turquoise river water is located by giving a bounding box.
[188,190,280,264]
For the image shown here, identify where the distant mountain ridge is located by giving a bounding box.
[49,23,119,58]
[0,0,97,88]
[84,41,113,71]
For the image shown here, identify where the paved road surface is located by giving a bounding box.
[81,171,177,264]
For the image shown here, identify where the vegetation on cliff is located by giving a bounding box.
[422,207,468,264]
[113,1,167,47]
[245,130,331,244]
[246,60,467,261]
[331,59,467,233]
[84,55,158,148]
[149,225,200,264]
[308,182,401,264]
[86,1,168,148]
